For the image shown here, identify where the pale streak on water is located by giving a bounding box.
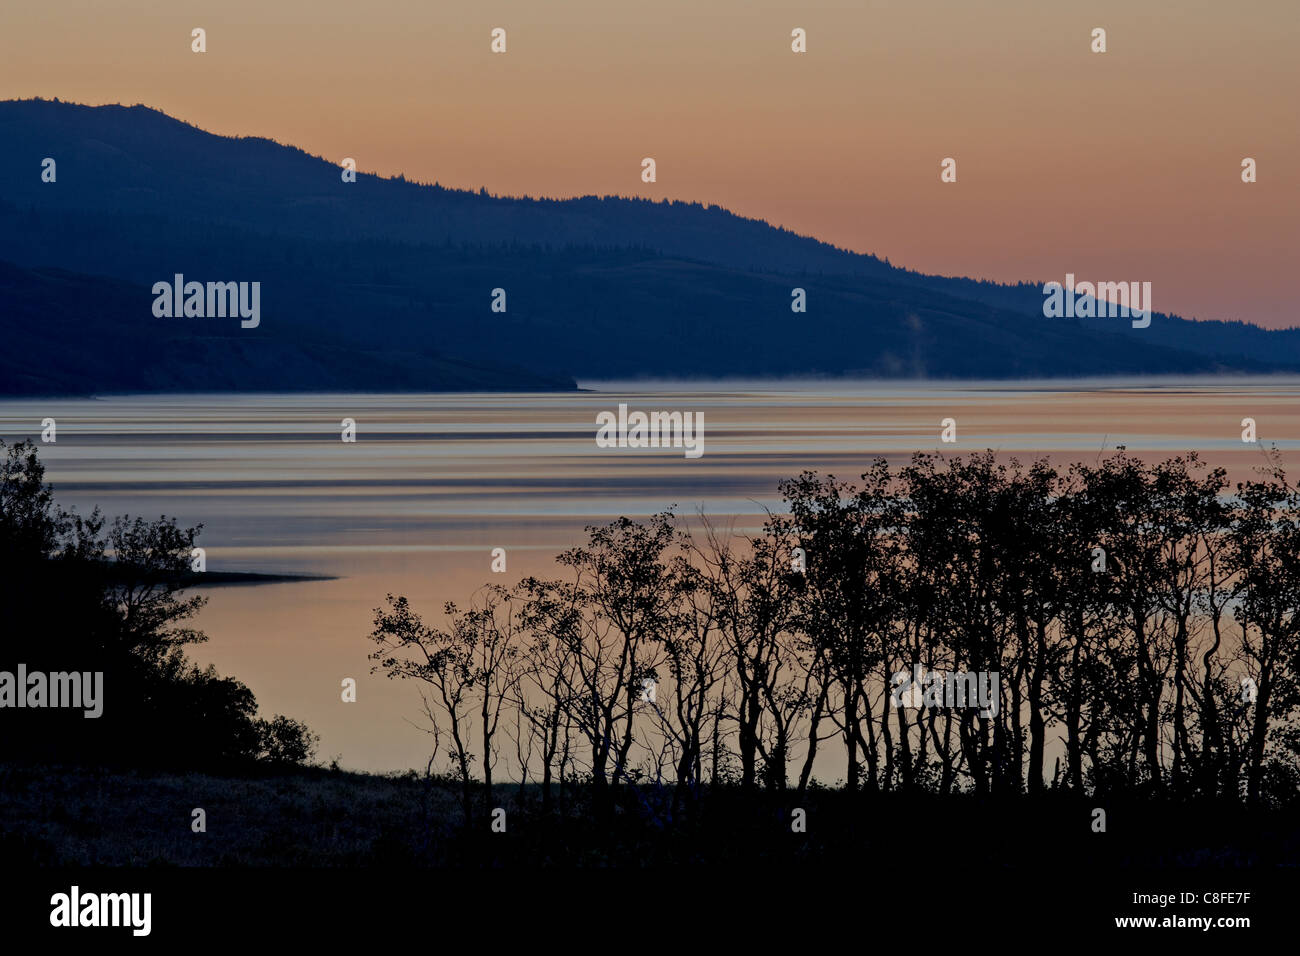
[2,379,1298,773]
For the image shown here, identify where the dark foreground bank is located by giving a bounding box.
[2,761,1297,868]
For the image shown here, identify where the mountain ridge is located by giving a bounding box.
[1,97,1297,394]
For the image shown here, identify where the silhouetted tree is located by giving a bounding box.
[0,439,316,770]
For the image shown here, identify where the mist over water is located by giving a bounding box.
[3,379,1298,773]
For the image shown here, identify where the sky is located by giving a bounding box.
[2,0,1297,327]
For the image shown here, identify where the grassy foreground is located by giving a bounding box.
[0,762,444,866]
[3,762,1299,868]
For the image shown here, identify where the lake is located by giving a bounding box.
[3,378,1298,773]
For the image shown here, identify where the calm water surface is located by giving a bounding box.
[3,379,1298,772]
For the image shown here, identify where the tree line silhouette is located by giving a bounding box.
[0,439,316,769]
[370,449,1300,823]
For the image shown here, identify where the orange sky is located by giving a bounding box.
[2,0,1296,327]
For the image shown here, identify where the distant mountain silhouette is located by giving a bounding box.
[1,97,1297,393]
[0,261,573,395]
